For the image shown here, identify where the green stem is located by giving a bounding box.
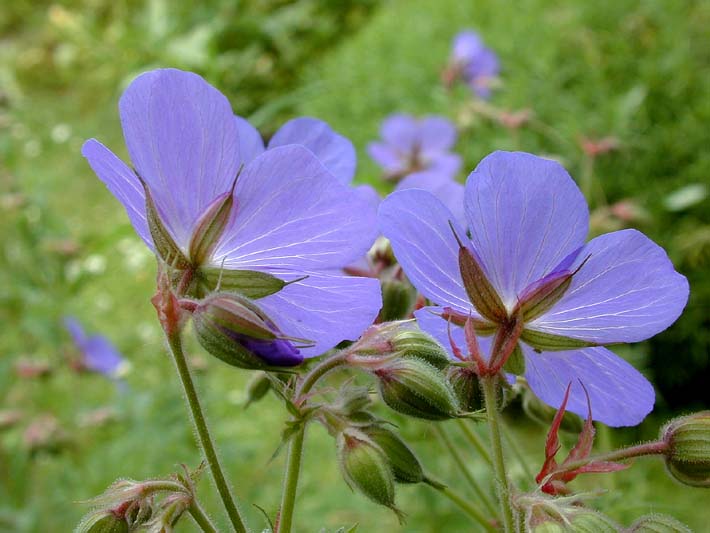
[189,501,220,533]
[277,352,349,533]
[482,376,516,533]
[429,482,498,532]
[549,439,668,478]
[456,419,492,466]
[434,425,498,518]
[165,331,248,533]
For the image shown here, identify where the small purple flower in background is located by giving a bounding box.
[444,30,500,99]
[380,150,689,427]
[82,69,381,365]
[64,317,126,378]
[368,114,461,182]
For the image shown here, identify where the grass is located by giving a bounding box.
[1,0,708,531]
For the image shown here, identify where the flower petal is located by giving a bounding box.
[367,142,404,174]
[257,270,382,358]
[119,68,240,245]
[81,139,152,248]
[379,189,472,312]
[268,117,356,185]
[381,114,418,152]
[452,31,485,62]
[522,344,654,427]
[528,229,689,343]
[213,145,377,270]
[464,151,589,308]
[418,116,457,154]
[235,115,265,165]
[83,335,125,376]
[396,172,465,227]
[428,153,462,179]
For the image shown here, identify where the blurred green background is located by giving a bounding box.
[1,0,708,531]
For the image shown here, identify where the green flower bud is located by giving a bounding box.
[336,431,403,520]
[628,514,691,533]
[76,510,129,533]
[378,279,417,321]
[191,293,304,369]
[361,425,424,484]
[446,366,483,412]
[244,372,271,408]
[374,358,460,420]
[391,329,451,370]
[662,411,710,487]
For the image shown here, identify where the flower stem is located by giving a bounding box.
[434,424,498,517]
[277,352,349,533]
[456,419,492,466]
[189,501,220,533]
[428,481,498,532]
[165,331,248,533]
[482,376,516,533]
[550,439,668,478]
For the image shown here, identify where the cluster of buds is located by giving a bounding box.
[76,466,203,533]
[347,324,468,420]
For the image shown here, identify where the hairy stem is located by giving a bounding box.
[434,424,498,517]
[429,482,498,532]
[189,501,219,533]
[165,331,248,533]
[482,376,516,533]
[277,352,349,533]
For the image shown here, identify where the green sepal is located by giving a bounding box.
[138,175,190,270]
[188,190,235,266]
[502,343,526,375]
[521,329,598,352]
[361,425,425,484]
[198,267,291,299]
[449,221,507,323]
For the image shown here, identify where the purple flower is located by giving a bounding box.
[448,31,499,99]
[368,114,461,182]
[379,151,688,427]
[64,317,125,377]
[82,68,381,364]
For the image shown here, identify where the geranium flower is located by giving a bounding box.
[367,114,461,182]
[379,151,688,426]
[64,317,126,377]
[446,30,499,99]
[82,68,381,364]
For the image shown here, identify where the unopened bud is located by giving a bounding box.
[361,425,424,484]
[391,329,450,370]
[628,514,691,533]
[378,279,417,321]
[374,358,460,420]
[662,411,710,487]
[244,372,271,408]
[76,510,129,533]
[336,431,403,520]
[192,293,303,369]
[446,366,483,412]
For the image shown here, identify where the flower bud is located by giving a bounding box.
[446,366,483,412]
[361,425,424,484]
[192,293,303,369]
[567,511,620,533]
[628,514,691,533]
[391,329,451,370]
[244,372,271,408]
[378,279,417,321]
[374,358,460,420]
[336,431,403,520]
[76,510,129,533]
[662,411,710,487]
